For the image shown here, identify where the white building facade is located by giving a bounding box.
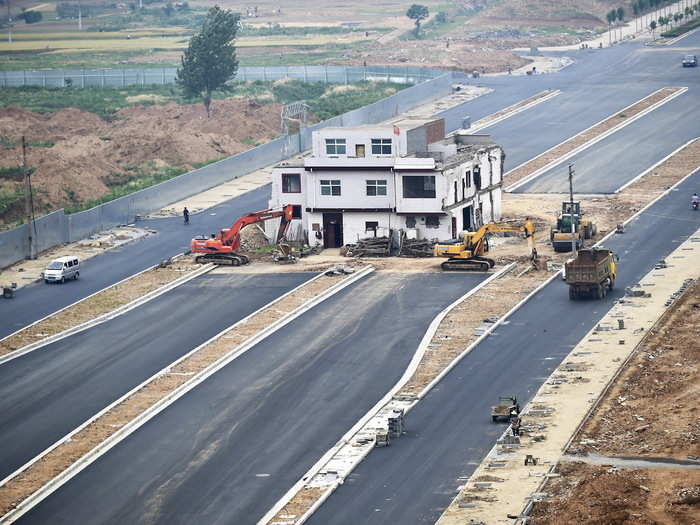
[268,118,503,248]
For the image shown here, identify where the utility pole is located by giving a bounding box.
[22,136,36,259]
[78,0,82,30]
[568,164,576,255]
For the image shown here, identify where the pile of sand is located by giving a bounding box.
[0,98,282,222]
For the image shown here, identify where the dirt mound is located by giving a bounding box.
[531,462,700,525]
[0,98,282,224]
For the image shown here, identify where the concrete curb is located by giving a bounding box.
[504,87,689,192]
[469,90,561,133]
[0,260,214,367]
[614,137,699,193]
[0,266,373,524]
[259,265,515,525]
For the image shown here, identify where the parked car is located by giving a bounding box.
[682,54,698,67]
[44,256,80,283]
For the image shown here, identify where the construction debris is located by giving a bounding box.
[399,238,434,258]
[345,236,391,257]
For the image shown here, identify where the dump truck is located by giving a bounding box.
[565,247,617,300]
[550,201,596,252]
[491,395,520,423]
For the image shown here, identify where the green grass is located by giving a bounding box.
[0,183,24,215]
[0,79,409,121]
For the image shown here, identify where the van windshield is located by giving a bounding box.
[47,262,63,270]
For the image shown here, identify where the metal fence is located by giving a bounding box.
[0,71,458,268]
[0,65,445,88]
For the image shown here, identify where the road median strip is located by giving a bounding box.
[0,256,208,363]
[504,87,687,192]
[0,265,373,523]
[435,230,700,525]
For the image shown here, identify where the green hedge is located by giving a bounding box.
[660,17,700,38]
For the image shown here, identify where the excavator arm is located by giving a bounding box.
[435,219,536,271]
[191,205,295,265]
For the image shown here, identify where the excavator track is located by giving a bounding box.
[441,256,494,272]
[195,254,248,266]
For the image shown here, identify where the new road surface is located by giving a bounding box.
[5,31,698,336]
[307,170,700,524]
[0,272,314,481]
[17,273,487,525]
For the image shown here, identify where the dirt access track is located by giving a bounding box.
[531,279,700,525]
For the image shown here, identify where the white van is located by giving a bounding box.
[44,256,80,284]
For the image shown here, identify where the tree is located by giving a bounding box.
[19,10,42,23]
[650,19,657,39]
[177,6,239,118]
[435,11,448,23]
[606,9,617,43]
[616,7,624,39]
[406,4,429,37]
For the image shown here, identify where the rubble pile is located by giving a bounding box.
[344,236,391,257]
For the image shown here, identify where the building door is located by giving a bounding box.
[322,212,343,248]
[451,217,457,239]
[462,205,473,231]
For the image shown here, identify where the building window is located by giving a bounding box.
[281,173,301,193]
[325,138,346,155]
[371,138,392,155]
[402,175,436,199]
[365,221,379,235]
[320,179,341,196]
[355,144,365,157]
[473,167,482,190]
[291,205,302,219]
[426,216,440,228]
[466,170,472,188]
[366,179,387,196]
[405,216,416,228]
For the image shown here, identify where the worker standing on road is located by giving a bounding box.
[183,207,190,225]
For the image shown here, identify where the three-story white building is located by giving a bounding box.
[268,118,503,248]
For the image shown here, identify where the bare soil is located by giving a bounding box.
[571,280,700,459]
[529,279,700,525]
[531,462,700,525]
[0,98,281,221]
[505,88,683,186]
[0,258,200,357]
[0,268,354,516]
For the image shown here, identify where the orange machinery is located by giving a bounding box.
[190,205,294,265]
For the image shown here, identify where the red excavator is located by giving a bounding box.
[190,205,294,265]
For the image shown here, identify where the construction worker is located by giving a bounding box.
[692,193,699,210]
[183,207,190,225]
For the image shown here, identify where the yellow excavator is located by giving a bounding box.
[434,219,536,271]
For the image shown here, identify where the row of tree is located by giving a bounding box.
[606,0,699,42]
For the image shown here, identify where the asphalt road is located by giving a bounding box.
[307,171,700,525]
[0,186,270,339]
[0,272,314,481]
[5,39,693,338]
[17,272,487,525]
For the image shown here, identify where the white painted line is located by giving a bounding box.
[469,90,561,133]
[504,87,689,193]
[0,262,215,367]
[614,137,699,193]
[258,265,515,525]
[0,251,186,348]
[0,266,373,524]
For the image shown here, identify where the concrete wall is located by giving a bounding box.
[0,72,455,269]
